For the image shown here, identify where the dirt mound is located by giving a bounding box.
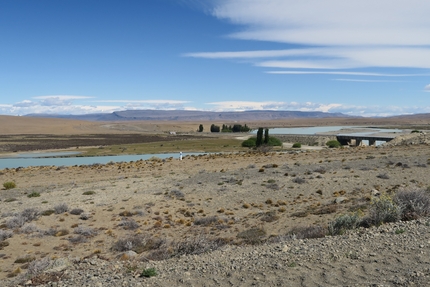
[382,132,430,147]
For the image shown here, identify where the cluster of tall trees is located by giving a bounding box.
[221,124,251,133]
[201,124,251,133]
[242,127,282,148]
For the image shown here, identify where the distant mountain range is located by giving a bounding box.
[25,109,352,121]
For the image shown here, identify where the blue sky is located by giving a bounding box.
[1,0,430,117]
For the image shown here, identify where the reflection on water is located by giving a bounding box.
[252,126,403,135]
[0,152,203,170]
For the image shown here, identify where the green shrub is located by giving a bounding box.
[141,268,157,278]
[41,209,55,216]
[328,213,360,235]
[3,181,16,190]
[292,142,302,148]
[267,137,282,146]
[326,140,341,148]
[411,130,420,133]
[82,191,95,195]
[242,138,257,147]
[27,192,40,198]
[366,195,401,226]
[242,136,282,148]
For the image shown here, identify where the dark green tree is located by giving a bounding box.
[210,124,220,132]
[264,128,269,144]
[256,127,264,147]
[198,124,204,132]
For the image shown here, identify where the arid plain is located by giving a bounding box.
[2,115,430,286]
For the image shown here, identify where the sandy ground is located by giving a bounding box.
[2,143,430,285]
[2,115,430,285]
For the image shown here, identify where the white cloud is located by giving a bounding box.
[186,1,430,72]
[333,79,406,83]
[212,0,430,46]
[33,95,93,100]
[188,47,430,70]
[1,97,430,117]
[94,100,190,104]
[204,100,430,117]
[206,101,342,113]
[94,100,191,110]
[0,97,192,116]
[266,71,425,77]
[425,84,430,92]
[13,100,36,108]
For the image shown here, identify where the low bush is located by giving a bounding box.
[141,268,157,278]
[326,140,341,148]
[82,191,95,195]
[0,229,13,241]
[194,216,218,226]
[314,166,327,174]
[6,215,26,229]
[27,192,41,198]
[21,208,41,221]
[170,189,184,199]
[242,138,256,148]
[79,213,90,220]
[394,189,430,221]
[172,234,228,256]
[7,208,41,229]
[292,142,302,148]
[260,211,279,222]
[289,225,327,239]
[74,226,98,237]
[70,208,84,215]
[19,223,39,234]
[237,227,266,245]
[118,219,140,230]
[54,203,69,214]
[41,209,55,216]
[3,181,16,190]
[112,235,147,253]
[365,195,401,226]
[328,213,360,235]
[26,258,50,276]
[376,173,390,179]
[68,235,88,244]
[241,136,282,148]
[292,177,306,184]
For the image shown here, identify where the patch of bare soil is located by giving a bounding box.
[1,143,430,285]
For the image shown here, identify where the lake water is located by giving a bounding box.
[0,126,406,169]
[0,152,202,170]
[251,126,404,135]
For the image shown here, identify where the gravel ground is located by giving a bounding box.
[5,218,430,287]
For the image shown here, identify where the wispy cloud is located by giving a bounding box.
[212,0,430,46]
[206,101,342,113]
[333,79,407,83]
[33,95,93,100]
[186,1,430,76]
[266,71,427,77]
[94,100,190,104]
[93,100,191,110]
[425,84,430,92]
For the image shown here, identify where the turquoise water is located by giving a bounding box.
[252,126,403,135]
[0,152,203,170]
